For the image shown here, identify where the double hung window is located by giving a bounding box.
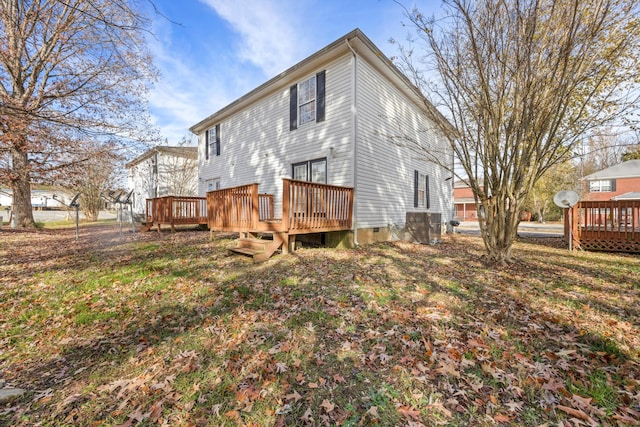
[414,171,430,209]
[589,179,615,192]
[290,71,325,130]
[292,158,327,183]
[205,124,220,159]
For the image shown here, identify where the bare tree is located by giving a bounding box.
[396,0,640,264]
[576,129,634,177]
[0,0,158,228]
[164,136,198,196]
[163,154,198,196]
[73,145,120,222]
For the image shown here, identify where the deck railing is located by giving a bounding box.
[207,179,354,233]
[207,184,276,231]
[567,200,640,252]
[146,196,208,227]
[283,178,354,234]
[260,194,275,221]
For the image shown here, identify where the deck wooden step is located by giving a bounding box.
[229,246,264,256]
[236,237,269,252]
[228,235,286,262]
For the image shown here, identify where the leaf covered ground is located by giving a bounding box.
[0,225,639,426]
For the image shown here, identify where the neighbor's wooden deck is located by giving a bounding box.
[566,200,640,253]
[144,196,208,232]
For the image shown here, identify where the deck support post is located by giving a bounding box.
[287,235,296,254]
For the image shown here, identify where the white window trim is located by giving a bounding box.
[417,172,426,207]
[205,178,221,192]
[207,127,217,158]
[589,179,613,192]
[292,158,327,183]
[298,75,317,126]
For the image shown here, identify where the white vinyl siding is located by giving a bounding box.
[196,39,453,234]
[354,59,452,229]
[198,55,353,216]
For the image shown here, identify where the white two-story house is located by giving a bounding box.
[190,29,453,245]
[126,146,198,216]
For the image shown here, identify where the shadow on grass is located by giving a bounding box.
[2,232,638,426]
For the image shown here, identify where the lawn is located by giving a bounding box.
[0,226,638,426]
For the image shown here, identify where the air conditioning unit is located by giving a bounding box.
[405,212,442,244]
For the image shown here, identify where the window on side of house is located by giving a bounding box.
[298,75,316,126]
[290,71,325,130]
[205,178,221,192]
[589,179,615,192]
[205,124,220,160]
[414,171,430,209]
[292,158,327,183]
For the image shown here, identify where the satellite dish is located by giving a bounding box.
[553,190,579,208]
[68,192,81,208]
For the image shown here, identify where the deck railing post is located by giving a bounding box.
[282,179,290,232]
[571,204,579,250]
[251,184,259,229]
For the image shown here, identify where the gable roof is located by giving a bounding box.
[190,28,450,134]
[125,146,197,169]
[612,191,640,200]
[581,160,640,180]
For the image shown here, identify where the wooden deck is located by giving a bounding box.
[207,179,354,260]
[566,200,640,253]
[144,196,208,232]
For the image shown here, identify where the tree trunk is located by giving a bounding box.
[10,146,36,228]
[478,196,519,265]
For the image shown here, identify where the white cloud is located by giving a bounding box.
[146,18,236,144]
[198,0,307,76]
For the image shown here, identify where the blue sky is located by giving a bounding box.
[146,0,440,144]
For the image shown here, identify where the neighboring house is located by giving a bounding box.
[453,181,478,221]
[190,29,454,245]
[580,159,640,201]
[0,188,69,210]
[0,189,11,208]
[126,146,198,215]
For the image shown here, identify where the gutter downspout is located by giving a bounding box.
[346,38,359,246]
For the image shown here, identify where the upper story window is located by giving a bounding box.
[205,124,220,160]
[290,70,325,130]
[589,179,615,192]
[298,75,316,125]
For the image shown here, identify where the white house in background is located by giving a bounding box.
[190,29,454,244]
[0,189,11,208]
[0,188,69,210]
[126,146,198,215]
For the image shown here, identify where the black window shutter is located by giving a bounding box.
[316,70,325,123]
[426,175,430,209]
[289,85,298,131]
[215,124,221,156]
[414,170,419,208]
[205,129,209,160]
[611,179,616,192]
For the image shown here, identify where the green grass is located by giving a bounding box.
[0,228,638,426]
[567,369,621,415]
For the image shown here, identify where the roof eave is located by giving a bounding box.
[189,28,454,135]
